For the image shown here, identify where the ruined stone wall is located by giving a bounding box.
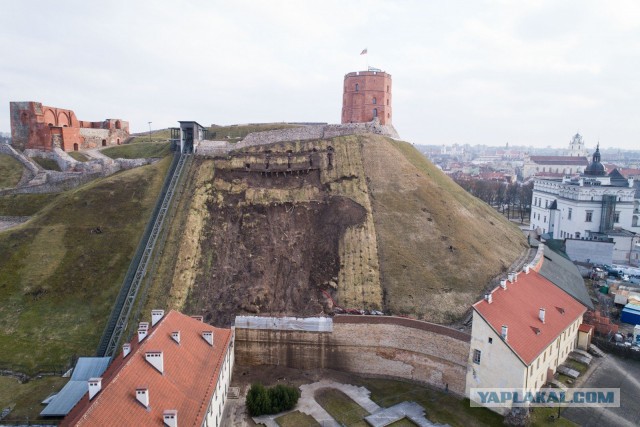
[235,315,470,395]
[79,128,110,149]
[199,121,399,157]
[9,101,129,152]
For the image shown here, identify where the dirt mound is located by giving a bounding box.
[186,193,366,325]
[157,135,526,325]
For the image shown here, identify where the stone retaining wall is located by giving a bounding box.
[196,121,400,157]
[234,315,470,395]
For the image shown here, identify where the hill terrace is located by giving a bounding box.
[61,310,233,427]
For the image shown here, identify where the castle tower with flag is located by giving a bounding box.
[341,65,392,126]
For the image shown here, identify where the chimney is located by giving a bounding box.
[539,308,546,323]
[191,315,204,322]
[123,343,132,358]
[163,409,178,427]
[508,273,515,283]
[524,265,530,274]
[501,325,508,341]
[500,279,507,290]
[202,331,214,346]
[139,322,149,330]
[88,378,102,400]
[138,328,148,343]
[145,351,164,374]
[151,309,165,327]
[136,387,149,408]
[171,331,181,344]
[485,293,492,304]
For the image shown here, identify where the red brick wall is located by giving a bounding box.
[10,101,129,152]
[342,71,392,125]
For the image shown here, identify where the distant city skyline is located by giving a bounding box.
[2,1,639,149]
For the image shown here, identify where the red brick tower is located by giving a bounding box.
[341,70,392,125]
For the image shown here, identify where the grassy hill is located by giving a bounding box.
[0,153,25,188]
[148,134,527,325]
[363,137,527,322]
[0,156,171,373]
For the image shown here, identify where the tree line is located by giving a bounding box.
[453,177,533,223]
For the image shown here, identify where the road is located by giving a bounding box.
[563,354,640,426]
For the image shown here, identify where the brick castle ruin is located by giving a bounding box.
[10,101,129,152]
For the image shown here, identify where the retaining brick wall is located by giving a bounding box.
[235,315,470,395]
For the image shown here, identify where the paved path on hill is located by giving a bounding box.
[563,354,640,426]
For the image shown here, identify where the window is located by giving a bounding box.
[473,349,481,364]
[373,108,378,117]
[372,97,377,104]
[545,200,548,208]
[586,211,593,222]
[387,85,389,93]
[387,99,389,105]
[614,211,620,223]
[355,83,359,92]
[544,216,546,222]
[568,208,572,220]
[488,337,493,344]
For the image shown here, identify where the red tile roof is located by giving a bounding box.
[529,156,588,165]
[62,310,232,426]
[473,270,586,366]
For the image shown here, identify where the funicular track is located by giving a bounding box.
[97,152,191,357]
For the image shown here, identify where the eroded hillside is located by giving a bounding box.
[153,135,527,325]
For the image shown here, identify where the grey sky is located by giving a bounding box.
[2,0,639,149]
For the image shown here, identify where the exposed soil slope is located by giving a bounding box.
[160,135,526,325]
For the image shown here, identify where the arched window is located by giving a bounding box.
[73,143,79,151]
[373,108,378,117]
[115,120,121,130]
[387,99,389,106]
[387,85,389,93]
[102,139,107,147]
[372,97,377,104]
[355,83,359,92]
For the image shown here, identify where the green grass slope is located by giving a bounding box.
[361,136,527,323]
[102,141,170,159]
[0,156,171,373]
[0,154,25,188]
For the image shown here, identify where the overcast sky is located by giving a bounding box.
[2,0,639,149]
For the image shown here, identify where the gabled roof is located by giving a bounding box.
[529,156,588,166]
[473,270,586,366]
[537,246,594,310]
[62,311,232,426]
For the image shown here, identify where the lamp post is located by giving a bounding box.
[148,121,152,142]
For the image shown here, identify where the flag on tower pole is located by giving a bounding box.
[360,48,368,55]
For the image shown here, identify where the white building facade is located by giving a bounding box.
[530,147,638,238]
[466,261,587,415]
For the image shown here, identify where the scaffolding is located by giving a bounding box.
[599,195,617,232]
